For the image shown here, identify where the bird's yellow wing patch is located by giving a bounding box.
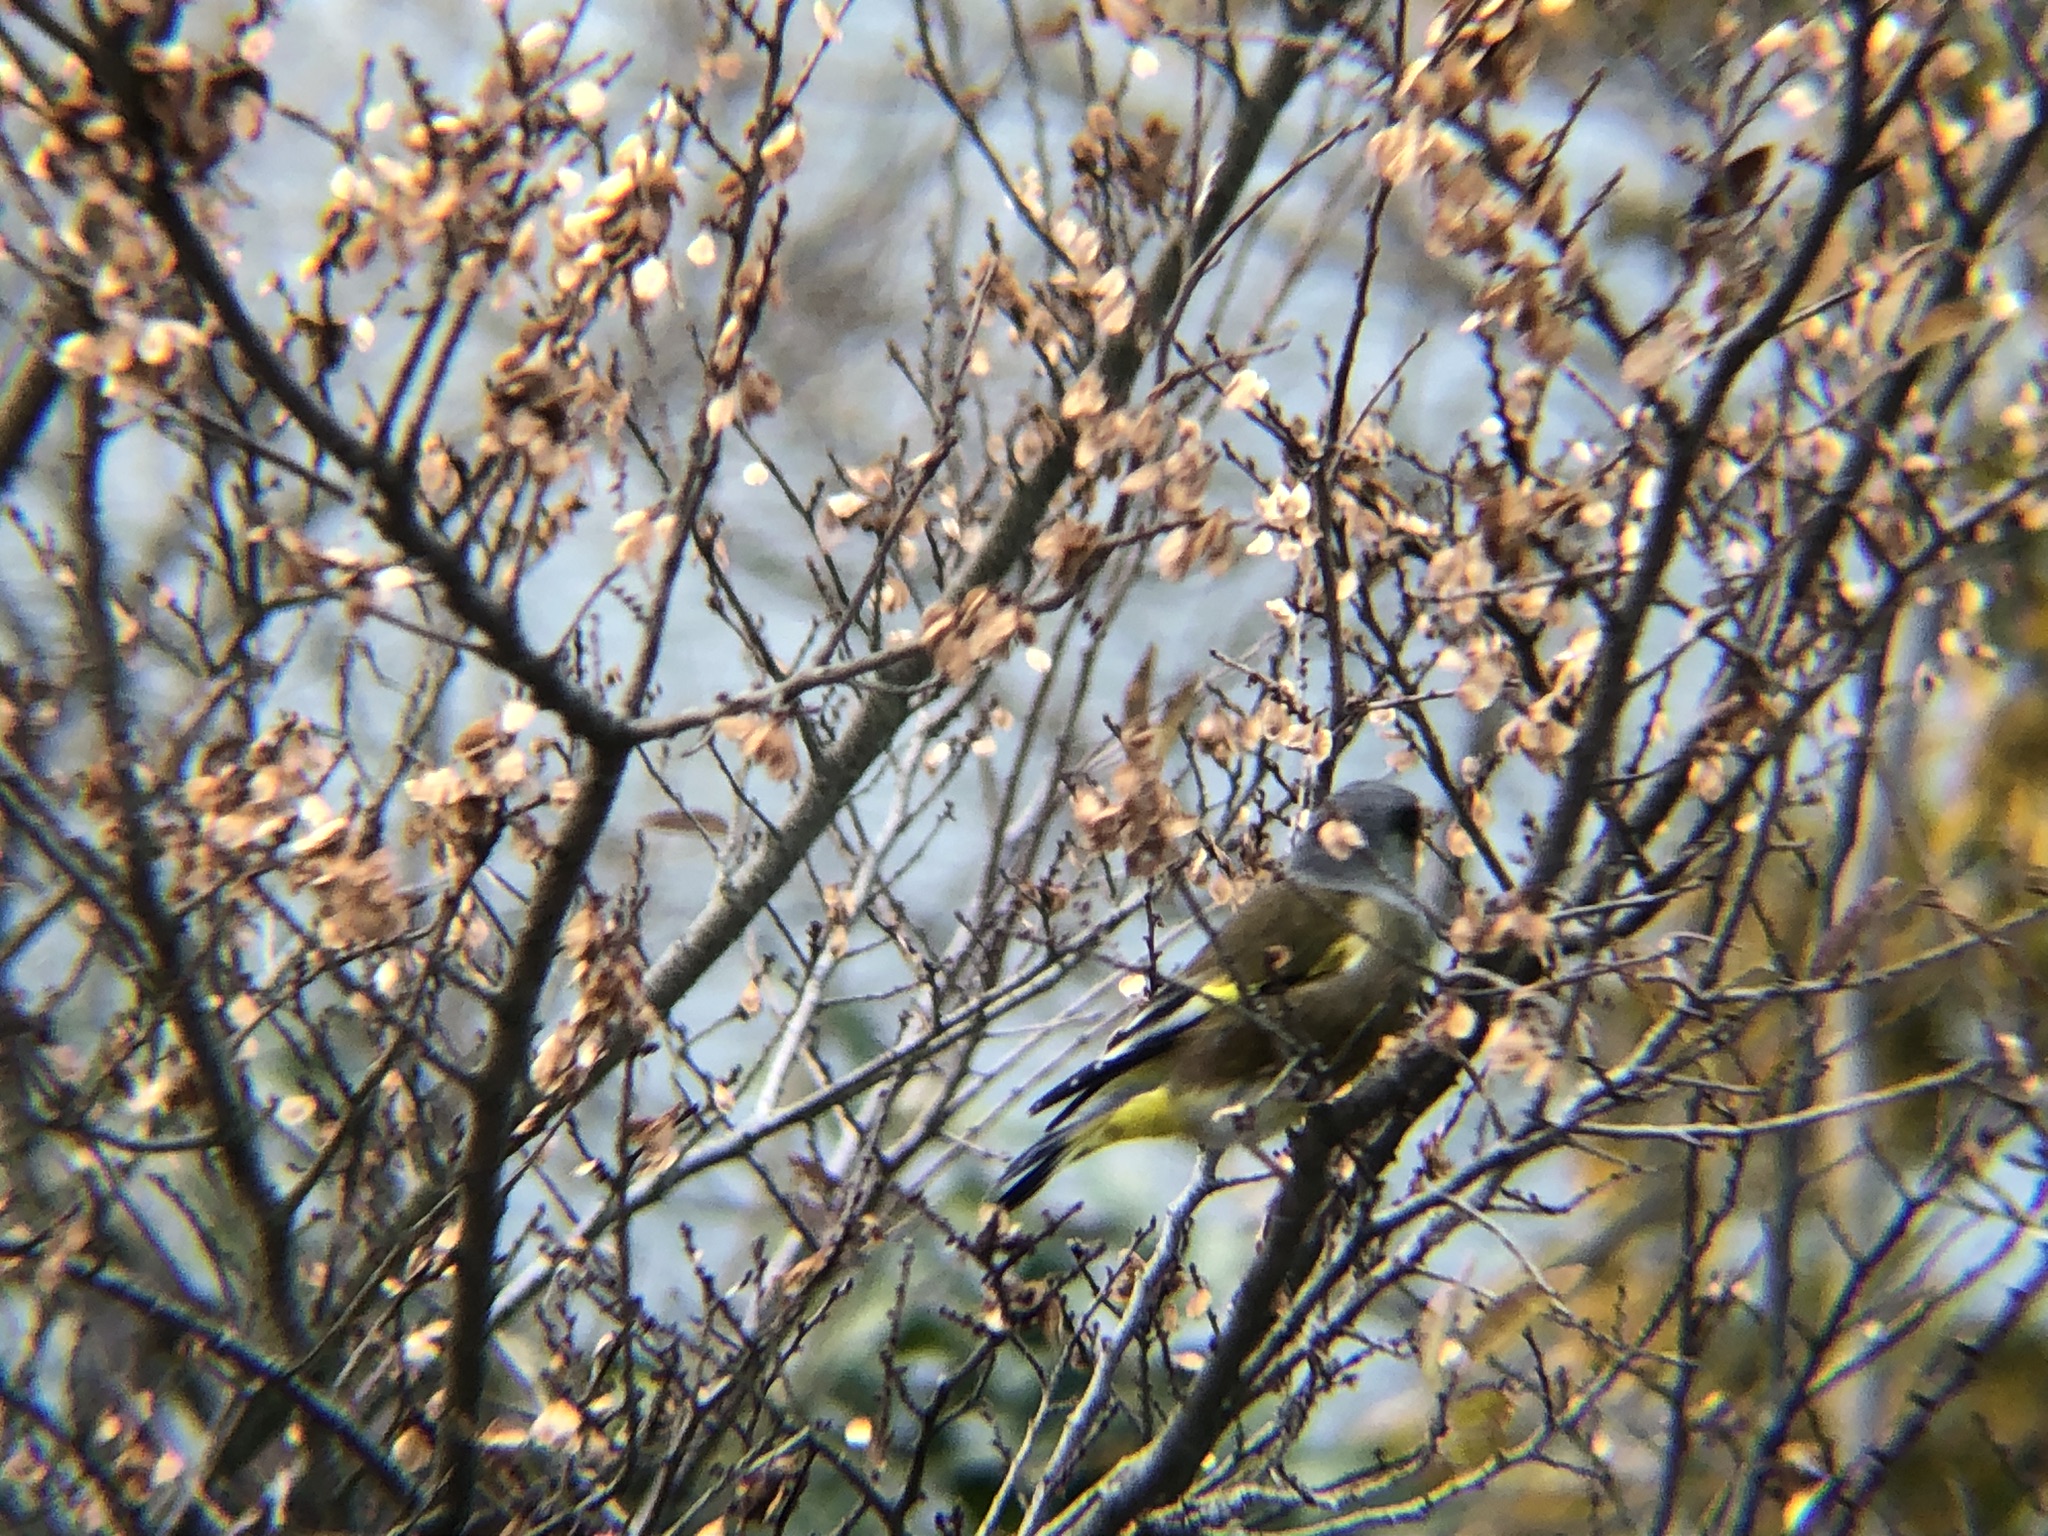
[1082,1086,1194,1148]
[1306,931,1372,976]
[1195,928,1368,999]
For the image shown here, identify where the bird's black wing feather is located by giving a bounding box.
[1028,997,1203,1128]
[1028,881,1361,1129]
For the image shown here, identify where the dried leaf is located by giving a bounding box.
[1899,296,1986,358]
[760,118,804,182]
[1789,223,1854,315]
[643,807,732,838]
[1441,1385,1516,1469]
[529,1398,581,1449]
[1688,144,1773,220]
[1621,328,1683,391]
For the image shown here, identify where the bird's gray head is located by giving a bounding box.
[1285,781,1425,901]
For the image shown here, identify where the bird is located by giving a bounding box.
[994,780,1435,1210]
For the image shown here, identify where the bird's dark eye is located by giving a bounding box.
[1392,799,1422,843]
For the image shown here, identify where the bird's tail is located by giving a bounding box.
[993,1129,1074,1210]
[996,1085,1189,1208]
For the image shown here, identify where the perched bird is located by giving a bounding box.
[995,780,1435,1209]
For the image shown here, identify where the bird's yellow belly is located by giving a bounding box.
[1084,1081,1305,1152]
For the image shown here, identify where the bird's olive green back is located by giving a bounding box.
[1185,878,1408,993]
[1161,878,1430,1092]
